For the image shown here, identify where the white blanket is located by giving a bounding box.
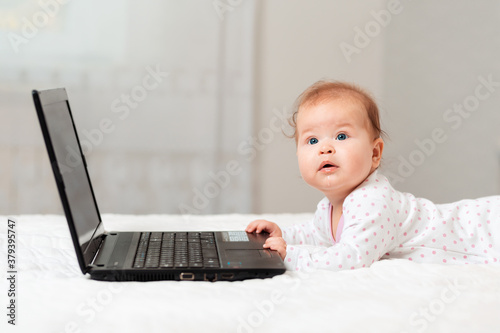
[1,214,500,333]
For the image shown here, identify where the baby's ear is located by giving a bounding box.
[372,138,384,168]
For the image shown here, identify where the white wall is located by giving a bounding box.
[253,0,500,213]
[254,0,389,213]
[380,1,500,203]
[1,0,256,215]
[3,0,500,215]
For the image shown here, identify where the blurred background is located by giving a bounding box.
[2,0,500,215]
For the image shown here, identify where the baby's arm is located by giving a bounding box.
[246,220,287,259]
[245,219,282,237]
[246,214,326,260]
[263,236,287,260]
[281,222,323,247]
[285,197,399,272]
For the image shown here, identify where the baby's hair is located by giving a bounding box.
[289,80,385,141]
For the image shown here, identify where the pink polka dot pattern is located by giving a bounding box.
[281,171,500,273]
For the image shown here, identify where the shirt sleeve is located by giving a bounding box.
[281,198,331,247]
[283,186,400,272]
[282,221,321,247]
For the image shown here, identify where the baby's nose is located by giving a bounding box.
[320,144,334,154]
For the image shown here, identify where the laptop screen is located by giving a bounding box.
[34,89,104,269]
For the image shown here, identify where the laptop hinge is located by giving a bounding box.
[89,233,107,267]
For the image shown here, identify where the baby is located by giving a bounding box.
[246,80,500,272]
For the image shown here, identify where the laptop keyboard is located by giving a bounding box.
[133,232,220,269]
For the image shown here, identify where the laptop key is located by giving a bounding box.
[202,249,218,258]
[159,262,174,268]
[189,262,203,268]
[133,231,221,269]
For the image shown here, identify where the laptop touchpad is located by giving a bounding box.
[225,249,271,259]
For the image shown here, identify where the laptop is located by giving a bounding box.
[32,88,285,282]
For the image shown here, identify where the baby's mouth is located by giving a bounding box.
[319,161,338,171]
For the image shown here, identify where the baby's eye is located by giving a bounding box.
[308,137,319,145]
[336,133,348,141]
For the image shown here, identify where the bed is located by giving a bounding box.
[2,213,500,333]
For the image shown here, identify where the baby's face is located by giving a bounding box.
[295,97,383,199]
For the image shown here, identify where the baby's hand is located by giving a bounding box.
[263,237,287,260]
[245,219,282,237]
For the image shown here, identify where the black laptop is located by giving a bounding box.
[32,88,285,282]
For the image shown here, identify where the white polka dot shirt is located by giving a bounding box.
[282,171,500,272]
